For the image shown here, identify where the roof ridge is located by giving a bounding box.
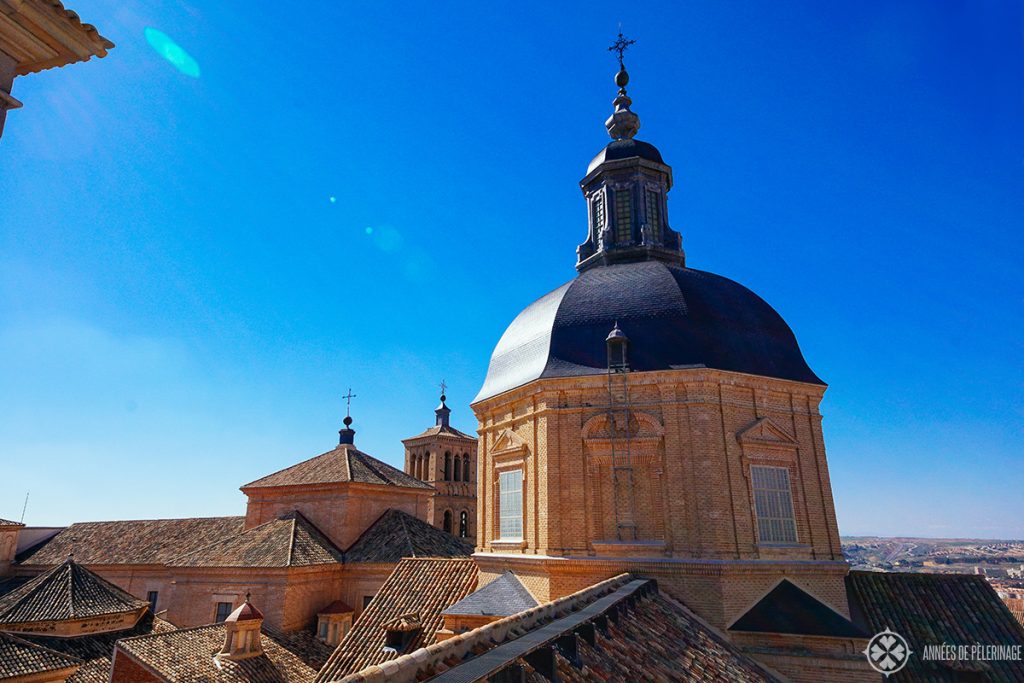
[65,515,244,525]
[0,562,60,621]
[398,511,416,558]
[119,621,223,644]
[287,511,345,561]
[0,631,83,666]
[67,560,75,619]
[286,515,298,566]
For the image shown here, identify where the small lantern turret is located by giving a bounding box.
[606,322,630,372]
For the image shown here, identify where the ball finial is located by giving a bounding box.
[615,68,629,88]
[343,415,352,427]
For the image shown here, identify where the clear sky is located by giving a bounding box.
[1,1,1021,538]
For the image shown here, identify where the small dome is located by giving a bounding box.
[587,139,664,175]
[474,260,822,403]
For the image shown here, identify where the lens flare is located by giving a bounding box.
[329,196,337,203]
[144,28,201,78]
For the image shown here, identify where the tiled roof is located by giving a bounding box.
[443,570,538,617]
[0,558,146,624]
[115,623,323,682]
[0,632,80,680]
[243,445,433,490]
[315,558,478,682]
[167,511,344,568]
[729,578,866,638]
[333,575,782,683]
[13,612,174,683]
[847,570,1024,682]
[404,424,476,441]
[343,509,473,563]
[0,519,22,527]
[16,516,245,566]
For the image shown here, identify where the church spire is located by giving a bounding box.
[575,33,685,272]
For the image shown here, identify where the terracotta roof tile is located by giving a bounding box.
[243,445,433,490]
[167,512,344,568]
[343,510,473,563]
[404,424,476,441]
[315,558,478,681]
[16,517,245,566]
[331,575,782,683]
[0,632,80,680]
[0,519,23,527]
[12,612,173,683]
[115,623,323,682]
[847,570,1024,682]
[0,558,146,624]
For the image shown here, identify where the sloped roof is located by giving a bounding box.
[242,445,432,491]
[115,623,323,683]
[0,558,146,624]
[403,424,476,441]
[0,519,23,527]
[1,0,114,75]
[16,516,245,566]
[315,558,478,682]
[331,575,782,683]
[343,509,473,563]
[847,570,1024,682]
[0,632,80,680]
[11,612,173,683]
[167,512,344,568]
[728,579,866,638]
[443,570,538,617]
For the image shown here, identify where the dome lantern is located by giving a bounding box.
[576,34,685,273]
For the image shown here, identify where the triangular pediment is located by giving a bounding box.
[736,417,798,448]
[491,429,527,455]
[728,579,866,638]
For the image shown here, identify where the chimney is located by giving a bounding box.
[217,594,264,662]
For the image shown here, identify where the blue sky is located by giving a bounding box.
[1,1,1021,538]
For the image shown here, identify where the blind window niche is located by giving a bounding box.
[498,469,523,540]
[751,465,797,544]
[591,193,605,236]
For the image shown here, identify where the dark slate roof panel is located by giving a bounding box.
[0,559,146,624]
[586,138,666,175]
[475,261,822,402]
[167,511,344,568]
[343,509,473,563]
[847,570,1024,682]
[728,579,866,638]
[15,516,245,566]
[243,446,432,490]
[443,571,538,617]
[0,632,80,680]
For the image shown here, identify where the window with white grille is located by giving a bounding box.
[499,469,523,540]
[751,466,797,543]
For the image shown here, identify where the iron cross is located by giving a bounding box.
[608,31,636,67]
[439,379,447,397]
[342,388,357,417]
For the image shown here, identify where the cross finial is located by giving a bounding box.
[439,379,447,399]
[342,388,357,418]
[608,31,635,68]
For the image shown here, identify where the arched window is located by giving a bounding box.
[453,455,461,482]
[459,511,468,538]
[444,452,452,481]
[443,510,453,534]
[462,454,470,483]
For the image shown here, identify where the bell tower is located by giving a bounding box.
[403,386,478,541]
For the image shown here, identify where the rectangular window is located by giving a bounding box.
[362,595,374,609]
[318,620,329,640]
[751,466,797,544]
[499,469,523,540]
[147,591,158,612]
[215,601,233,623]
[614,190,632,244]
[646,189,661,236]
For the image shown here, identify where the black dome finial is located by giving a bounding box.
[339,388,357,445]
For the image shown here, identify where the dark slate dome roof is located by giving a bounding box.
[587,139,664,175]
[474,260,822,402]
